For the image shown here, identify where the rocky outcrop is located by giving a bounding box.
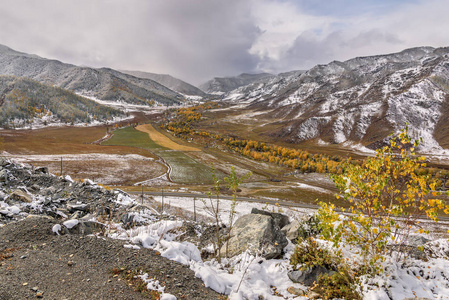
[221,212,288,259]
[0,158,148,228]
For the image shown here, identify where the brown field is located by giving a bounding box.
[135,124,200,152]
[35,158,166,186]
[1,125,166,186]
[0,126,157,159]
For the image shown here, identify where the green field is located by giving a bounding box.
[103,126,224,184]
[102,126,167,150]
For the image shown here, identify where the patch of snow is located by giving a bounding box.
[63,219,79,229]
[123,244,140,250]
[52,224,61,235]
[64,175,74,183]
[295,183,332,194]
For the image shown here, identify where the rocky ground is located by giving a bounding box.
[0,158,223,299]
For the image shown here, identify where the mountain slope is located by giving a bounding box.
[0,44,181,106]
[224,47,449,153]
[199,73,275,94]
[121,70,206,97]
[0,75,123,128]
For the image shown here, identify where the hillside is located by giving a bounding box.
[0,75,123,128]
[121,70,206,97]
[199,72,275,94]
[224,47,449,153]
[0,44,182,106]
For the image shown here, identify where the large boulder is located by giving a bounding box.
[251,208,290,228]
[281,220,300,242]
[221,213,288,259]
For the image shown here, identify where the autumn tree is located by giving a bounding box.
[319,127,449,274]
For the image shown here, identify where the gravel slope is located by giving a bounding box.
[0,216,223,300]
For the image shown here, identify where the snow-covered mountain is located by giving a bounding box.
[199,72,276,94]
[224,47,449,153]
[120,70,206,97]
[0,44,182,106]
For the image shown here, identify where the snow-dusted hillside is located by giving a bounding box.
[200,72,276,94]
[120,70,206,97]
[0,44,182,106]
[224,47,449,153]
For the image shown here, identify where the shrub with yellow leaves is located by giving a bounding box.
[318,127,449,275]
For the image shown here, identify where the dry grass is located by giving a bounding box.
[136,124,200,152]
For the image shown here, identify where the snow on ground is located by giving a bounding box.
[103,193,449,299]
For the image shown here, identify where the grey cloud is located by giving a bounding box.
[257,28,406,74]
[0,0,447,86]
[0,0,261,85]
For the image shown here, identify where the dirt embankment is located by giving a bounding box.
[0,216,223,300]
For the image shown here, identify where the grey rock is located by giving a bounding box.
[221,214,288,259]
[251,208,290,228]
[9,189,33,203]
[287,286,306,296]
[403,298,432,300]
[0,169,8,182]
[63,221,95,235]
[307,291,321,299]
[34,167,48,174]
[69,211,86,220]
[67,203,90,213]
[408,235,431,246]
[288,266,335,286]
[281,220,300,242]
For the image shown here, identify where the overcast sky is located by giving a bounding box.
[0,0,448,85]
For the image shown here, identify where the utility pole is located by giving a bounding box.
[141,185,144,204]
[161,188,164,214]
[193,197,196,222]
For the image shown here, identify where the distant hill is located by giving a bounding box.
[121,70,206,97]
[0,44,181,106]
[199,73,275,94]
[0,75,123,128]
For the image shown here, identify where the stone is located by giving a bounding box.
[281,220,300,242]
[220,213,288,259]
[288,266,334,286]
[408,235,431,247]
[0,169,8,182]
[9,189,33,203]
[34,167,48,174]
[63,221,96,235]
[67,203,90,213]
[251,208,290,228]
[0,158,9,167]
[287,286,306,296]
[29,184,41,192]
[403,298,431,300]
[307,291,321,299]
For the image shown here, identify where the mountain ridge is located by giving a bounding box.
[120,70,206,97]
[0,44,182,106]
[199,72,276,94]
[223,46,449,153]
